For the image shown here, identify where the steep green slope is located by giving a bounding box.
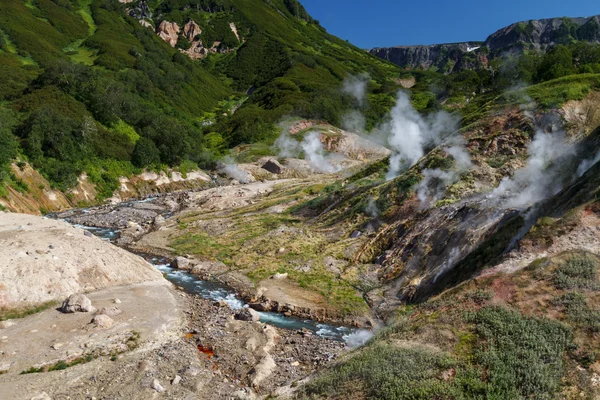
[148,0,402,145]
[0,0,404,202]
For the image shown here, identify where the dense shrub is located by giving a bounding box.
[554,255,599,291]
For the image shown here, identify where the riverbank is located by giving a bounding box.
[0,213,349,399]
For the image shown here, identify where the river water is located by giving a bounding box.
[65,204,370,344]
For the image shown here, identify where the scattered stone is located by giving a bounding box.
[30,393,51,400]
[51,343,63,350]
[0,320,15,329]
[83,230,93,237]
[152,378,165,393]
[114,298,122,304]
[60,293,95,313]
[49,244,55,249]
[97,306,122,317]
[271,272,288,280]
[278,247,286,254]
[138,360,151,372]
[261,159,284,174]
[290,361,300,367]
[184,365,202,377]
[171,375,182,385]
[350,230,362,238]
[91,314,115,329]
[0,362,11,374]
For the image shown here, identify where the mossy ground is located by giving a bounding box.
[169,178,372,316]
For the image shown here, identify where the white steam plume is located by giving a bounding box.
[342,109,366,134]
[219,157,251,183]
[577,151,600,177]
[382,91,458,180]
[415,138,473,208]
[301,131,340,173]
[365,197,379,218]
[343,329,374,348]
[489,128,576,209]
[342,74,369,107]
[273,131,301,158]
[273,131,341,173]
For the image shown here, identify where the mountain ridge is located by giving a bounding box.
[370,14,600,72]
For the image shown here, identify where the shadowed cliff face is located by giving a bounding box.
[370,15,600,71]
[369,42,485,73]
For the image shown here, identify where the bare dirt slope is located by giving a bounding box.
[0,281,182,399]
[0,212,163,309]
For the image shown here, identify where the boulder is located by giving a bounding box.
[271,272,288,280]
[153,215,165,229]
[261,159,284,174]
[91,314,115,329]
[170,256,192,271]
[235,308,260,322]
[60,294,95,313]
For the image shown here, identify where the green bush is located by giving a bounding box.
[131,137,160,168]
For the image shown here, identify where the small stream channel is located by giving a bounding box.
[58,200,367,343]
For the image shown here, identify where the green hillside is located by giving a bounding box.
[0,0,402,199]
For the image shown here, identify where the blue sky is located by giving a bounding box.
[300,0,600,48]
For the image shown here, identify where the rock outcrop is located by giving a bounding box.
[261,159,284,174]
[156,21,180,47]
[0,213,163,310]
[183,20,201,42]
[370,42,484,73]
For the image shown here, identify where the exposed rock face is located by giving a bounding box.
[156,21,180,47]
[183,19,201,42]
[370,42,484,73]
[60,294,95,313]
[371,15,600,71]
[229,22,240,41]
[486,15,600,52]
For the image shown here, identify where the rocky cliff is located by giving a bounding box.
[371,15,600,71]
[370,42,485,73]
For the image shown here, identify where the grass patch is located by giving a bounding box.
[522,74,600,108]
[0,301,57,321]
[20,354,95,374]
